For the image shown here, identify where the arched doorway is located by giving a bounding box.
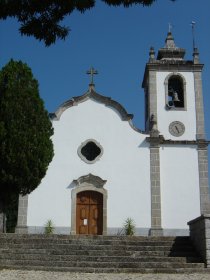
[71,174,107,235]
[76,191,103,235]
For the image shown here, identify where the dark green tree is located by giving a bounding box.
[0,60,54,232]
[0,0,175,46]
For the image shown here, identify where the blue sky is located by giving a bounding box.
[0,1,210,149]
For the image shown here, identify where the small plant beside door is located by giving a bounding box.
[123,217,135,236]
[44,219,54,234]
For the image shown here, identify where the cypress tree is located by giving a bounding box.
[0,59,54,232]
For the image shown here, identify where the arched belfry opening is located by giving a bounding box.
[168,75,184,108]
[164,73,187,110]
[71,174,107,235]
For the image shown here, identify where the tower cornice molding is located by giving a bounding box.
[142,63,203,88]
[146,61,203,68]
[146,135,209,147]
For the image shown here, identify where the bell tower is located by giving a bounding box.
[142,31,210,236]
[142,31,206,140]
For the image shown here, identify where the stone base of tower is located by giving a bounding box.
[188,215,210,268]
[149,228,163,236]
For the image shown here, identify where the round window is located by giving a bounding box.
[78,139,103,164]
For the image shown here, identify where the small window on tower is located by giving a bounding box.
[166,76,185,109]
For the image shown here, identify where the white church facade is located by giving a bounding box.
[16,32,210,236]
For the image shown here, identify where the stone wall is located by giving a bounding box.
[188,215,210,267]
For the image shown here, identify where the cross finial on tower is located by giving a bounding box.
[86,67,98,85]
[191,21,196,50]
[168,23,173,33]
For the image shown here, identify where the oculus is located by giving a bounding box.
[78,139,103,164]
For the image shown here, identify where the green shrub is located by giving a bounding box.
[44,219,54,234]
[123,217,135,236]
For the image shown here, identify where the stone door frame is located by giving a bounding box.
[71,174,107,235]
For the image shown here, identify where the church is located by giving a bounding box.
[16,31,210,236]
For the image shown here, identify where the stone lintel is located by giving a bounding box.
[146,136,209,147]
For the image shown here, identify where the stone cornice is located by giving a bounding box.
[146,135,209,147]
[50,88,133,121]
[197,139,210,149]
[142,62,204,88]
[146,62,203,71]
[73,173,107,188]
[49,87,146,134]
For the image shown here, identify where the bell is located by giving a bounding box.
[172,91,180,102]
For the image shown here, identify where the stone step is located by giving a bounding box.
[0,237,193,248]
[0,264,209,274]
[0,238,193,246]
[0,239,191,246]
[0,241,193,251]
[0,234,205,273]
[0,248,199,257]
[0,249,200,260]
[0,259,205,269]
[0,234,190,242]
[0,245,196,258]
[0,252,202,263]
[0,238,195,248]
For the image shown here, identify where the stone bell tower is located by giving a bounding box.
[142,31,210,236]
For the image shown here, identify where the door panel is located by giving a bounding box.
[76,191,103,235]
[89,204,102,235]
[77,191,90,204]
[92,207,99,220]
[89,192,103,205]
[76,204,89,234]
[80,207,87,220]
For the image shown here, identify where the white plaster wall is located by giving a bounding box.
[27,99,151,229]
[156,72,196,140]
[160,145,200,229]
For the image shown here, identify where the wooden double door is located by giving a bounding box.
[76,191,103,235]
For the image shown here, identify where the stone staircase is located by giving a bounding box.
[0,234,208,273]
